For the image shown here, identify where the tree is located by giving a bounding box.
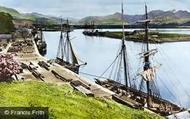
[0,54,22,80]
[0,12,15,34]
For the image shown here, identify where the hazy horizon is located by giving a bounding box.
[0,0,190,18]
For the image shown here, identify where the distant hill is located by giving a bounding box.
[79,12,125,25]
[0,6,76,24]
[0,6,21,18]
[1,5,190,26]
[0,12,14,33]
[79,10,190,25]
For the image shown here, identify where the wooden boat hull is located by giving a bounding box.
[83,30,103,36]
[55,58,79,74]
[95,79,184,116]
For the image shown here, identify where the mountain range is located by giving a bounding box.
[80,10,190,25]
[1,5,190,26]
[0,6,69,24]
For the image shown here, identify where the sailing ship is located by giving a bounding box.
[95,4,184,116]
[82,21,100,36]
[55,19,87,74]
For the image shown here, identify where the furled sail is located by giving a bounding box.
[56,30,64,60]
[140,66,160,81]
[69,40,79,65]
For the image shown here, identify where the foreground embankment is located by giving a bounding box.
[0,81,163,119]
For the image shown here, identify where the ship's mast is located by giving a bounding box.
[56,18,79,66]
[60,19,63,39]
[65,19,79,65]
[40,28,43,41]
[60,18,64,60]
[144,4,152,108]
[66,19,70,62]
[38,19,43,41]
[121,2,128,87]
[56,18,64,60]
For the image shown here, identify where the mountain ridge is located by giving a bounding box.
[0,6,75,24]
[1,5,190,25]
[80,9,190,25]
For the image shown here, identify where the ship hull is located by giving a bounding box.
[95,79,184,116]
[83,30,103,36]
[55,58,79,74]
[37,41,47,56]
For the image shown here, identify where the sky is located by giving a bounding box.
[0,0,190,18]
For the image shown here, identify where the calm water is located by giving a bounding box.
[44,29,190,108]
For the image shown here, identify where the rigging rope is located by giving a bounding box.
[79,72,108,79]
[144,34,190,106]
[155,42,190,99]
[149,39,181,101]
[157,75,181,105]
[109,56,117,79]
[99,51,122,79]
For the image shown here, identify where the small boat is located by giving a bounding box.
[55,19,87,74]
[95,4,185,116]
[33,28,47,55]
[82,21,99,36]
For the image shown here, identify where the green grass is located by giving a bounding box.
[0,81,163,119]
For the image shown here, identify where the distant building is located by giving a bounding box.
[0,34,12,40]
[13,19,33,29]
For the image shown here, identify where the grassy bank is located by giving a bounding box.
[0,81,163,119]
[84,31,190,43]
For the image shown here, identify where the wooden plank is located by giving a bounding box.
[112,94,142,109]
[74,86,94,97]
[51,70,71,82]
[70,80,90,89]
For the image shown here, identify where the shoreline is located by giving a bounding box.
[83,31,190,43]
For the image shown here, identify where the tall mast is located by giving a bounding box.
[66,19,70,62]
[66,19,70,39]
[56,18,64,60]
[65,19,78,65]
[121,2,128,87]
[145,4,149,52]
[39,20,43,41]
[60,18,64,60]
[144,4,152,108]
[60,19,63,39]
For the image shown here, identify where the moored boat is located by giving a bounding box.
[95,3,185,116]
[33,28,47,55]
[55,19,87,74]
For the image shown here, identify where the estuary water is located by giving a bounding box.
[44,29,190,108]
